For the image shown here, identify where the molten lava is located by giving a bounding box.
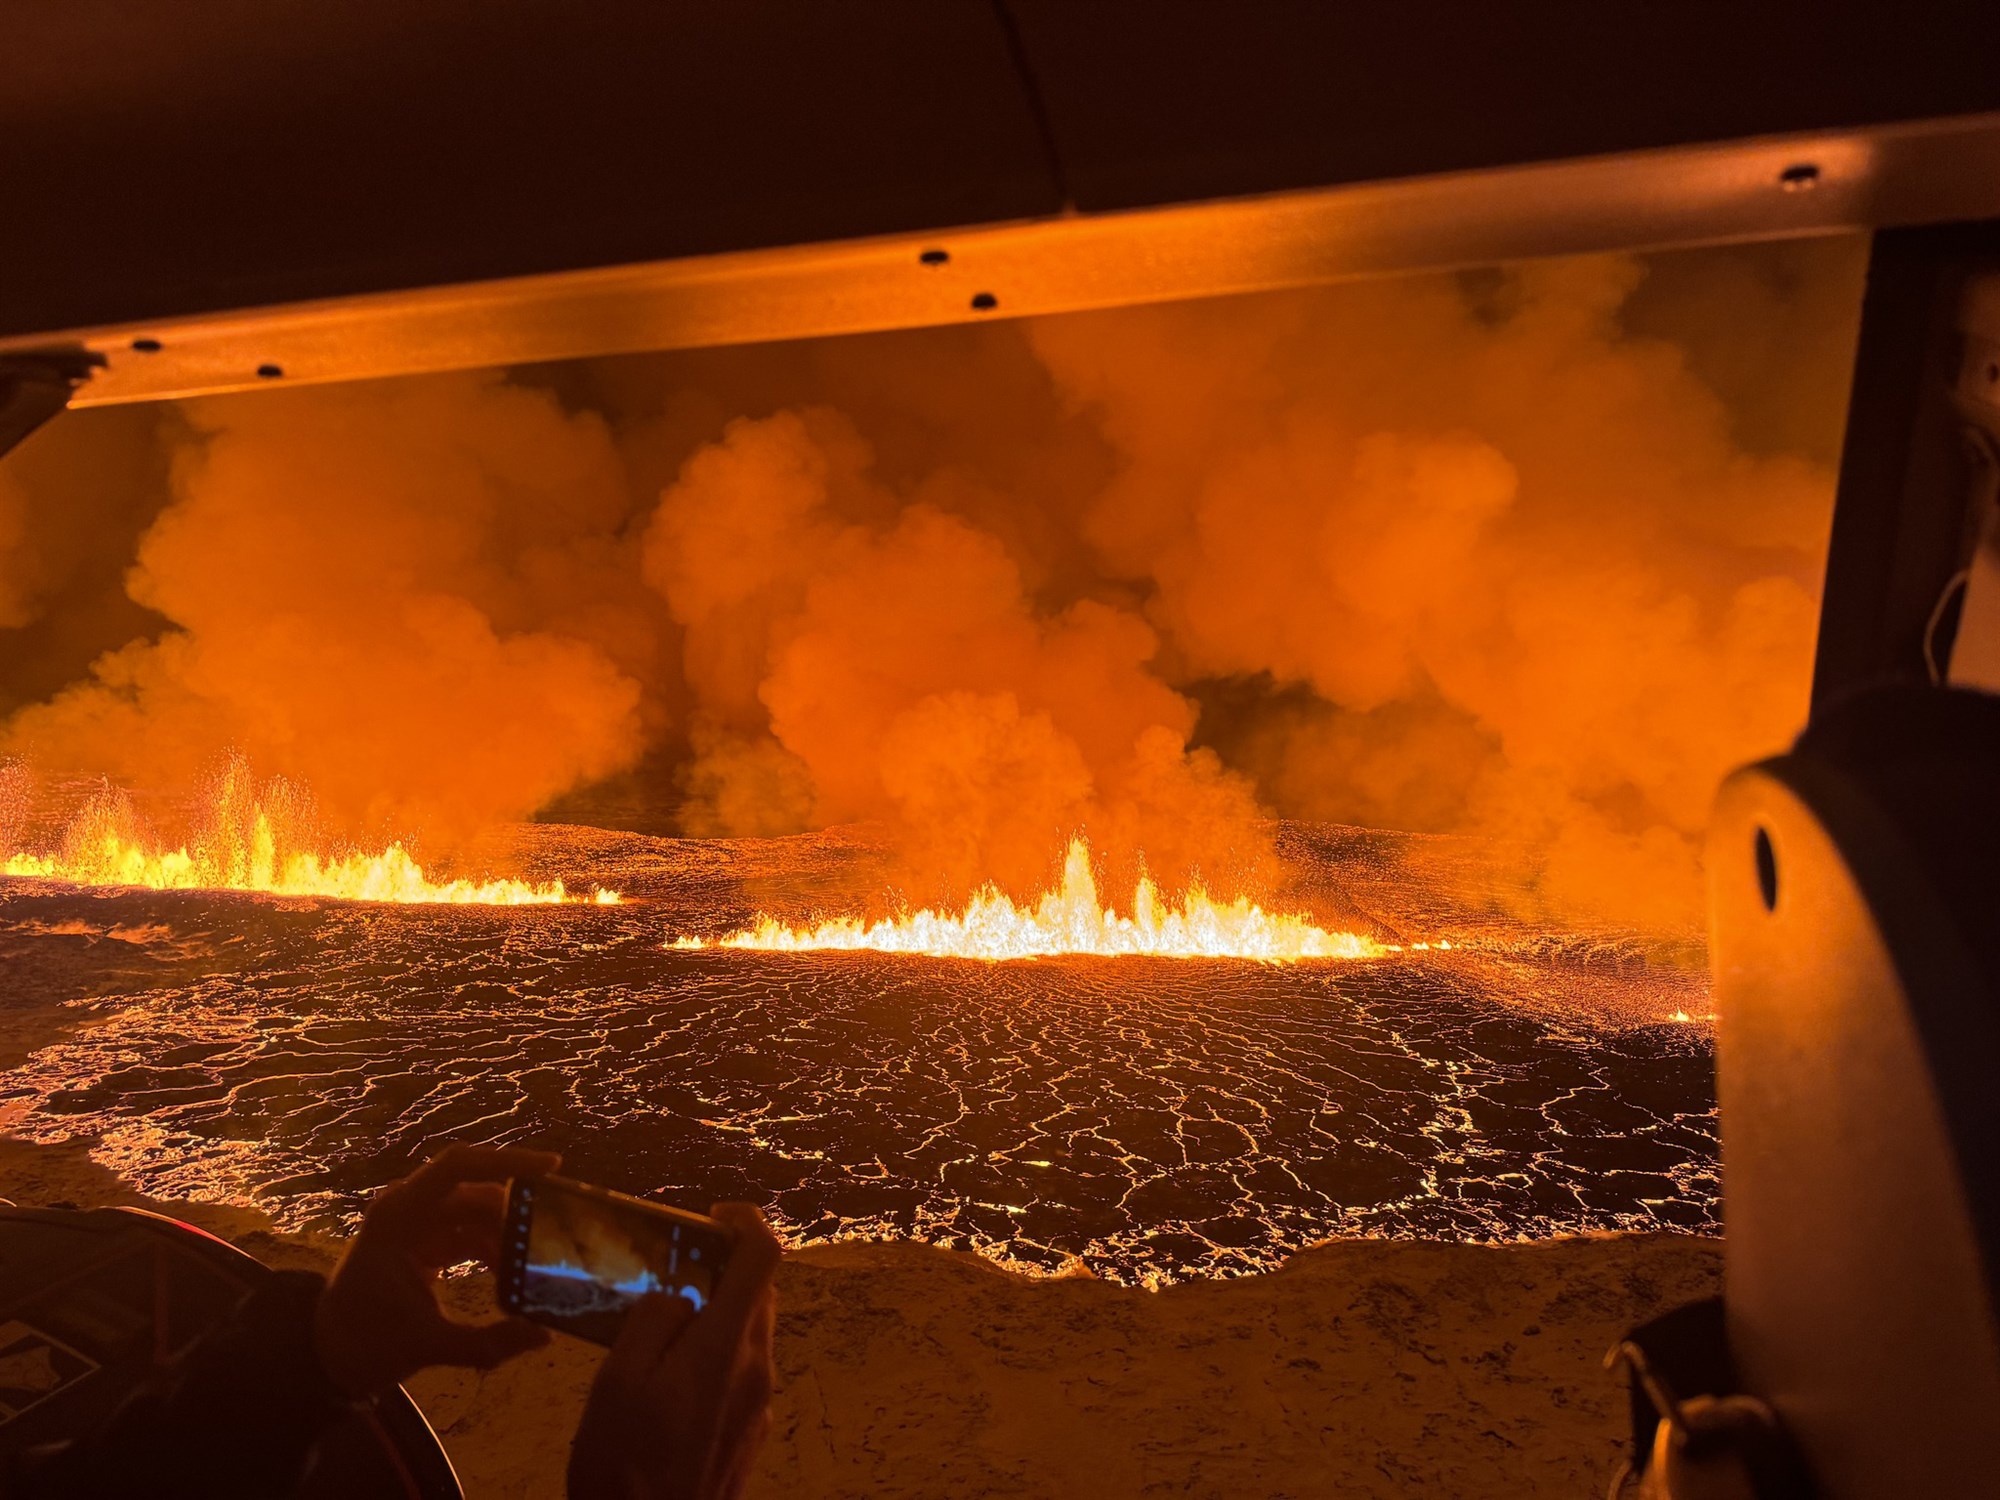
[674,838,1386,962]
[0,762,617,906]
[0,842,588,906]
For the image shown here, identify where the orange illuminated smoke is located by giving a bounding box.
[0,762,618,907]
[675,838,1387,962]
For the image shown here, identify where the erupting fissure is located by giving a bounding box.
[0,762,618,907]
[674,838,1393,962]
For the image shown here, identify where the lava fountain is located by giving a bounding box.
[0,760,618,906]
[675,836,1396,962]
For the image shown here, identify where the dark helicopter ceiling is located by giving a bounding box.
[3,2,1999,368]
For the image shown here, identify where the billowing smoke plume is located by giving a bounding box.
[1026,253,1848,927]
[640,408,1269,900]
[4,375,657,848]
[0,474,29,631]
[0,404,174,718]
[0,241,1862,925]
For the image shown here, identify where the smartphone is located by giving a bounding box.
[497,1174,734,1347]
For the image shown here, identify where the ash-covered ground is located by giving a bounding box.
[0,823,1716,1285]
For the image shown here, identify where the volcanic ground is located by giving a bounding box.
[0,822,1717,1285]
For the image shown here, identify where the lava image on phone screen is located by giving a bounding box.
[512,1177,727,1345]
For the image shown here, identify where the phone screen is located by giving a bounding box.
[501,1175,732,1346]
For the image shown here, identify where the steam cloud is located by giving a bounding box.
[641,408,1266,899]
[1026,253,1846,927]
[0,242,1862,926]
[4,377,654,847]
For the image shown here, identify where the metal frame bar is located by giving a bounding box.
[7,111,2000,410]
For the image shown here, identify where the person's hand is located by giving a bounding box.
[314,1142,560,1398]
[567,1202,783,1500]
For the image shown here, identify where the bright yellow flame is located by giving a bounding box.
[674,838,1385,962]
[0,842,582,905]
[0,762,617,907]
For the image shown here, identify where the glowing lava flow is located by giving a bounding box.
[0,842,600,905]
[675,838,1384,962]
[1,765,618,907]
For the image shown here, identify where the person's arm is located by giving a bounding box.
[7,1143,558,1500]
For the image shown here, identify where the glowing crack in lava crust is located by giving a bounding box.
[676,838,1393,962]
[0,822,1719,1285]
